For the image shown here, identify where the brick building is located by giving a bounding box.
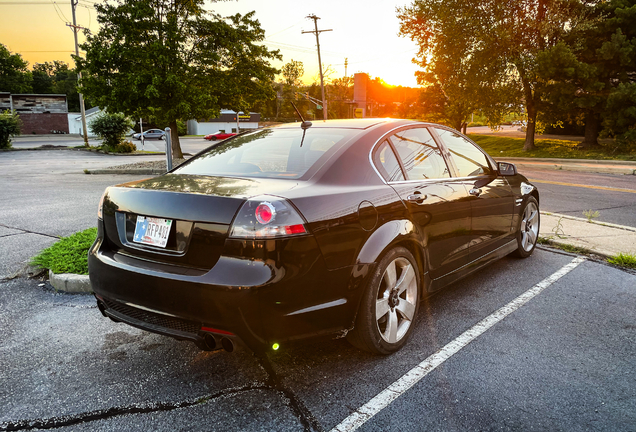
[2,93,69,134]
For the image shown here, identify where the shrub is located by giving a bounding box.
[31,228,97,275]
[90,112,133,151]
[0,110,21,149]
[112,140,136,153]
[177,120,187,136]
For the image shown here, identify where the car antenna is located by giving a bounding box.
[290,102,311,147]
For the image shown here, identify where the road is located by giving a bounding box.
[518,167,636,228]
[0,148,635,431]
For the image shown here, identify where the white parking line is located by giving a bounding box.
[331,256,586,432]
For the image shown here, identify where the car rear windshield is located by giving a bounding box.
[174,128,358,179]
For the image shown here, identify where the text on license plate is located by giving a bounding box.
[133,216,172,248]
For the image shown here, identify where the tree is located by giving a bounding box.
[77,0,280,159]
[399,0,587,150]
[536,0,636,147]
[0,110,21,149]
[278,59,305,118]
[0,44,32,93]
[90,112,133,151]
[31,61,86,112]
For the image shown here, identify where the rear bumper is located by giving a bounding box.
[88,231,372,353]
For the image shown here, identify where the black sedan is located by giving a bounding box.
[89,119,539,355]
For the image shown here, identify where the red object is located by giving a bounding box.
[284,224,307,235]
[200,326,234,336]
[204,132,237,141]
[255,203,275,224]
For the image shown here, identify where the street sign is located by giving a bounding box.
[354,108,363,118]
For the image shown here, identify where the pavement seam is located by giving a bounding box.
[0,384,270,431]
[0,224,60,239]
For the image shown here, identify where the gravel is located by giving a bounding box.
[105,158,188,171]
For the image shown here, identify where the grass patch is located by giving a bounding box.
[537,237,590,255]
[468,134,636,161]
[31,228,97,275]
[607,253,636,269]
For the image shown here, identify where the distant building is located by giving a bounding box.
[187,110,260,135]
[353,73,369,118]
[2,93,69,134]
[67,106,102,137]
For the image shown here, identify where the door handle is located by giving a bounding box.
[469,188,482,196]
[407,193,427,203]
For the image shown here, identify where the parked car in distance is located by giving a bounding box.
[204,131,236,141]
[132,129,166,140]
[89,119,539,356]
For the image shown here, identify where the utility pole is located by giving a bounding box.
[344,58,348,78]
[68,0,89,146]
[302,15,331,121]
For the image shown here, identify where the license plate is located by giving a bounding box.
[133,215,172,248]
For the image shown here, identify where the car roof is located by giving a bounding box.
[274,118,408,130]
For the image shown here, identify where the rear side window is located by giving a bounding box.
[174,128,356,179]
[389,128,450,180]
[434,128,493,177]
[374,140,405,182]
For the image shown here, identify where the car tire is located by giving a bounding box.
[211,137,217,141]
[512,196,540,258]
[347,246,420,354]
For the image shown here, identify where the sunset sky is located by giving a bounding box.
[0,0,421,87]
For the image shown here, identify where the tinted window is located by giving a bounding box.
[374,140,404,182]
[389,128,450,180]
[435,128,493,177]
[174,128,355,179]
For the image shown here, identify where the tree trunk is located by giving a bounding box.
[524,100,538,151]
[579,110,600,148]
[169,120,183,159]
[461,122,468,135]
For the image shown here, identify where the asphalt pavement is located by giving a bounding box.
[1,134,635,431]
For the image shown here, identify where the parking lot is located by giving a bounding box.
[0,149,634,431]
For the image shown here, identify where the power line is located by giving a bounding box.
[302,14,332,121]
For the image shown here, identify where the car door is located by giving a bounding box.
[373,127,472,280]
[432,127,514,262]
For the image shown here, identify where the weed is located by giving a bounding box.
[607,253,636,269]
[552,217,567,239]
[583,209,600,222]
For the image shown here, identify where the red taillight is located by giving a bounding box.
[284,224,306,235]
[255,202,275,224]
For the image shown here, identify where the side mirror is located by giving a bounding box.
[498,162,517,176]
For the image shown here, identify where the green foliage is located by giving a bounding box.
[177,120,187,136]
[31,61,87,112]
[607,252,636,269]
[0,43,32,93]
[399,0,589,150]
[0,110,21,149]
[583,209,600,222]
[90,112,133,151]
[111,140,136,153]
[31,228,97,275]
[468,134,636,160]
[602,82,636,147]
[77,0,280,159]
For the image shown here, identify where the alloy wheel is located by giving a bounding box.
[375,257,418,344]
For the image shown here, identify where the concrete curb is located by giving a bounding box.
[538,236,614,259]
[497,157,636,166]
[541,211,636,233]
[48,270,92,293]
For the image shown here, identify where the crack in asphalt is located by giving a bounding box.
[0,354,324,431]
[257,354,324,432]
[0,224,60,239]
[0,384,270,431]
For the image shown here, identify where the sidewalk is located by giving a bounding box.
[496,157,636,175]
[539,212,636,258]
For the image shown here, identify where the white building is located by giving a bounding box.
[186,110,260,135]
[67,107,102,136]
